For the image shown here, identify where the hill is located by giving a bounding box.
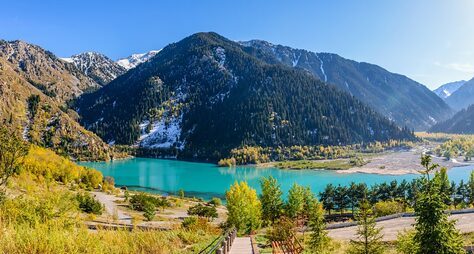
[76,32,414,160]
[240,40,452,130]
[430,104,474,134]
[444,78,474,111]
[0,40,111,160]
[0,40,100,103]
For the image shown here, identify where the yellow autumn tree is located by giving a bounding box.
[226,181,261,234]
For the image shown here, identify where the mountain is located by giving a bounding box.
[430,104,474,134]
[444,78,474,111]
[116,50,161,70]
[0,40,110,160]
[0,40,100,103]
[239,40,452,130]
[61,52,126,86]
[433,80,466,99]
[76,32,414,161]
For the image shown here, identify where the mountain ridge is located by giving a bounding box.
[239,40,452,130]
[76,32,414,160]
[444,78,474,111]
[61,52,126,86]
[433,80,466,99]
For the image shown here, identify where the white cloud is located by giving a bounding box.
[434,61,474,73]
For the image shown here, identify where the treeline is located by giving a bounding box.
[225,156,471,253]
[319,168,474,216]
[219,140,415,166]
[432,135,474,161]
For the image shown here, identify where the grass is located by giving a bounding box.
[274,159,353,170]
[0,176,221,254]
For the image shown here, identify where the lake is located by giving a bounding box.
[80,158,474,200]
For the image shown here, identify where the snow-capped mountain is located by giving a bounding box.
[433,80,466,99]
[444,78,474,111]
[116,50,161,70]
[61,52,126,86]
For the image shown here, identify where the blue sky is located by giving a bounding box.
[1,0,473,89]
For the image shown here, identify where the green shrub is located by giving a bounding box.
[143,201,156,221]
[373,200,403,217]
[129,193,170,211]
[187,204,218,220]
[178,189,185,199]
[266,216,295,241]
[208,197,222,206]
[182,216,198,229]
[76,193,103,215]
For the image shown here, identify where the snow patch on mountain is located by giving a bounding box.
[316,54,327,82]
[433,80,466,99]
[116,50,161,70]
[61,52,126,85]
[139,114,184,149]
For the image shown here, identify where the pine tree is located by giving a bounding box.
[260,176,283,224]
[286,183,305,219]
[412,155,464,254]
[469,171,474,205]
[348,200,384,254]
[307,201,331,253]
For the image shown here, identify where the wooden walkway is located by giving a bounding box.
[229,237,253,254]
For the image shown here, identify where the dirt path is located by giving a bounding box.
[328,212,474,241]
[91,191,132,224]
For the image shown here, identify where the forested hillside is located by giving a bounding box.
[430,104,474,134]
[76,32,414,160]
[240,40,452,130]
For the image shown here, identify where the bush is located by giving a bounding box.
[373,200,404,217]
[143,201,156,221]
[217,158,236,167]
[208,197,222,206]
[129,193,170,211]
[178,189,185,199]
[182,216,198,229]
[181,216,214,232]
[350,156,367,167]
[76,193,104,215]
[396,230,418,254]
[266,216,296,241]
[187,204,218,220]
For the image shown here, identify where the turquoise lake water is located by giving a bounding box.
[80,158,474,200]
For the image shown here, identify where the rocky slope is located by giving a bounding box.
[0,40,110,160]
[61,52,126,86]
[0,40,100,103]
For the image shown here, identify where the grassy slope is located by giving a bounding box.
[0,146,220,254]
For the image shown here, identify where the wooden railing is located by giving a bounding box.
[271,233,303,254]
[199,227,237,254]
